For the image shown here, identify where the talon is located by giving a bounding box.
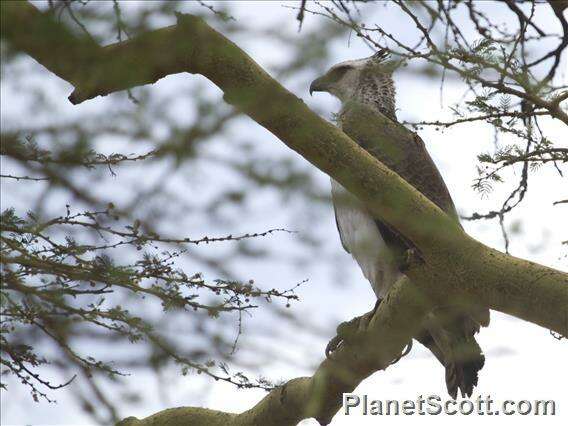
[325,335,344,358]
[389,339,413,365]
[325,301,383,358]
[325,317,359,358]
[401,339,413,357]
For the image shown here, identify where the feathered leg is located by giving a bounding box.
[325,298,413,364]
[417,310,485,399]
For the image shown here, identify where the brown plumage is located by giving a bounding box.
[311,51,489,398]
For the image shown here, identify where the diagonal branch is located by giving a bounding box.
[2,0,566,353]
[2,2,568,425]
[116,275,433,426]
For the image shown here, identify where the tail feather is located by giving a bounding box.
[445,341,485,398]
[417,309,488,399]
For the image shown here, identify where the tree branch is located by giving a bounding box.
[116,275,432,426]
[3,2,568,425]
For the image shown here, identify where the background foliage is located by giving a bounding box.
[1,1,566,424]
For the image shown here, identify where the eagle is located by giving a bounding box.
[310,50,490,399]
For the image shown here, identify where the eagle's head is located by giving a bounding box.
[310,49,397,120]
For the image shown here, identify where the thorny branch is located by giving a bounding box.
[1,205,304,406]
[306,0,567,250]
[1,1,567,425]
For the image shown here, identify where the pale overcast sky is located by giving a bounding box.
[1,1,567,425]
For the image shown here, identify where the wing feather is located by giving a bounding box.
[339,102,491,333]
[333,202,351,254]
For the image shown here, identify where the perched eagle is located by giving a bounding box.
[310,50,490,399]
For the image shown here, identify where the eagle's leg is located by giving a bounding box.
[325,298,414,362]
[325,298,383,358]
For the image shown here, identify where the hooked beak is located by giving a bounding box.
[309,76,328,96]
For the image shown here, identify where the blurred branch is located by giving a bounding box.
[306,0,566,231]
[1,2,183,104]
[0,1,101,87]
[538,0,568,82]
[4,0,567,367]
[0,174,50,182]
[1,204,302,407]
[118,275,431,426]
[3,2,567,425]
[1,132,157,169]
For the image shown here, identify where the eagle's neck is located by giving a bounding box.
[345,73,397,122]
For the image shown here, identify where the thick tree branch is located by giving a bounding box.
[116,275,432,426]
[3,2,568,425]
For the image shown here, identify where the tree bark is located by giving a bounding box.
[2,2,567,425]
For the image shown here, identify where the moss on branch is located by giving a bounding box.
[2,2,567,425]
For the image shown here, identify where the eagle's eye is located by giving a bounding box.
[329,65,352,81]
